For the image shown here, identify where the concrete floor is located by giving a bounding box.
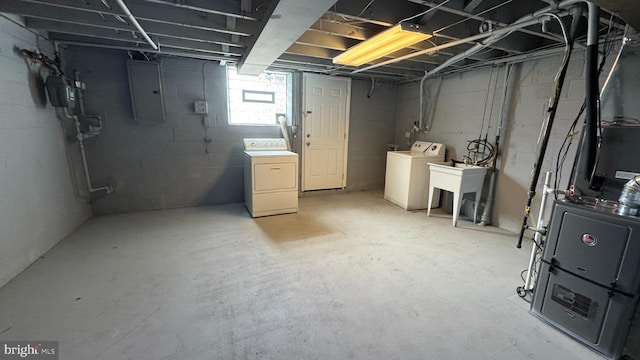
[0,191,603,360]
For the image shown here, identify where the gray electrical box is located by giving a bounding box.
[194,100,208,114]
[45,75,76,108]
[127,60,165,122]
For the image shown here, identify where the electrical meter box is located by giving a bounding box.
[45,75,76,108]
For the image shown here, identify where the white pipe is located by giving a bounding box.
[479,63,512,226]
[418,72,428,131]
[415,12,554,132]
[60,108,113,195]
[278,114,292,151]
[113,0,158,50]
[600,25,628,94]
[57,41,231,62]
[524,171,553,291]
[353,0,586,76]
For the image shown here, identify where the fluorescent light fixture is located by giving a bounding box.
[333,23,432,67]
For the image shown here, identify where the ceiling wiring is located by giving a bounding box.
[434,0,516,34]
[553,19,624,196]
[398,0,453,24]
[356,0,375,18]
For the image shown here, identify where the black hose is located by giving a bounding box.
[516,11,582,248]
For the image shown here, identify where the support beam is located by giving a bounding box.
[238,0,337,75]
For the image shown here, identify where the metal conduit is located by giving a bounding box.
[516,4,596,249]
[353,0,593,75]
[113,0,158,50]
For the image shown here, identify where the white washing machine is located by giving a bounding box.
[243,138,298,217]
[384,141,446,210]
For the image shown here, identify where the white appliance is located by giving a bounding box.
[384,141,446,210]
[243,138,298,217]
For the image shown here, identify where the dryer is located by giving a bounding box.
[384,141,446,210]
[243,138,298,217]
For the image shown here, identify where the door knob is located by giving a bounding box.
[306,142,311,146]
[306,134,311,138]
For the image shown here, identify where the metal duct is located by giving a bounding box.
[618,175,640,216]
[582,3,599,185]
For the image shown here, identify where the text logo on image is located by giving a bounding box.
[1,341,58,360]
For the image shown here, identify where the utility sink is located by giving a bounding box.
[427,163,489,227]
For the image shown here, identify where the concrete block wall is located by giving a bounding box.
[347,80,397,191]
[0,17,91,287]
[62,48,281,215]
[395,51,594,232]
[63,48,396,215]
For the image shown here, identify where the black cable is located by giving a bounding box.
[553,21,621,197]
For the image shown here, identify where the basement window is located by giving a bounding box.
[227,67,291,126]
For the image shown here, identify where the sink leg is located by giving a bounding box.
[427,186,434,217]
[474,191,481,224]
[452,191,461,227]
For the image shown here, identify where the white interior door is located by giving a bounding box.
[302,73,351,191]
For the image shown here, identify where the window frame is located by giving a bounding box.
[226,66,292,126]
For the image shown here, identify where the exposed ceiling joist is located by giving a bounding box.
[286,42,455,69]
[589,0,640,31]
[17,0,256,37]
[295,31,355,51]
[308,19,372,40]
[405,0,572,46]
[59,39,237,62]
[25,18,245,54]
[275,54,423,79]
[328,0,426,26]
[141,0,258,21]
[8,0,632,82]
[45,29,243,57]
[1,2,246,48]
[324,1,540,58]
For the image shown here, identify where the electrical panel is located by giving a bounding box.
[127,60,165,122]
[45,75,76,108]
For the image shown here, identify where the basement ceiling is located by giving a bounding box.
[1,0,631,81]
